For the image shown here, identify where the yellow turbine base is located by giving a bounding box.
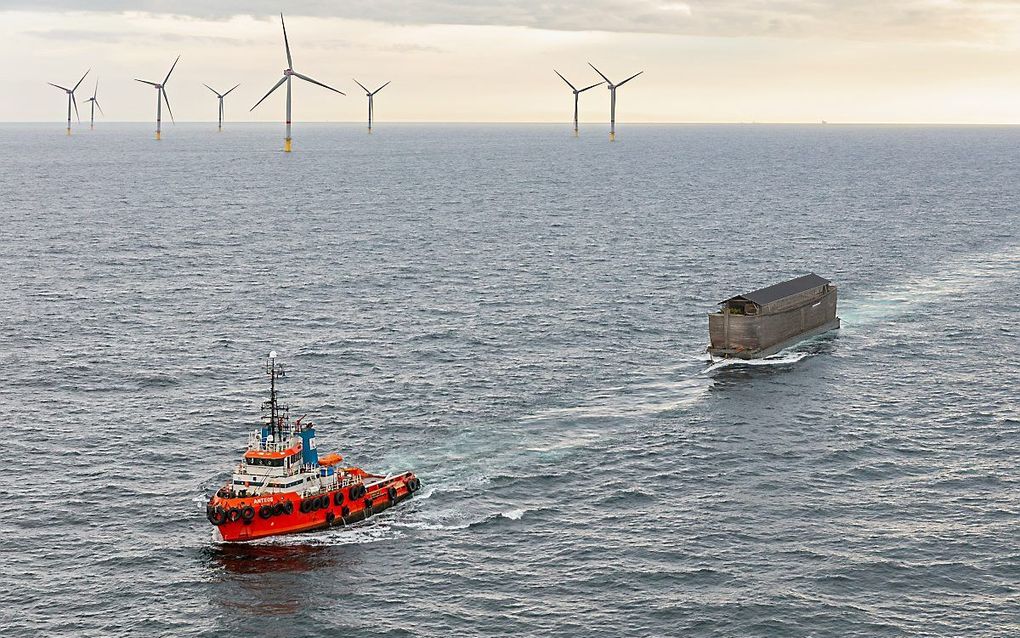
[284,138,292,153]
[66,128,71,136]
[156,131,161,140]
[609,131,616,142]
[368,127,372,134]
[574,129,579,138]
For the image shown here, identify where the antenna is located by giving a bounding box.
[262,351,288,443]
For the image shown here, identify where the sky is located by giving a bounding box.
[4,1,1020,124]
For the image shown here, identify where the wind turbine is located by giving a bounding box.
[203,83,240,131]
[251,13,345,152]
[353,79,390,133]
[135,55,180,140]
[84,80,103,130]
[588,63,643,141]
[553,70,602,137]
[48,69,89,135]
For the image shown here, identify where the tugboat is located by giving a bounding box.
[206,352,421,542]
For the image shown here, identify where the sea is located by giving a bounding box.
[0,123,1017,637]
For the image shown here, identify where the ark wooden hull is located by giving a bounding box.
[708,286,839,360]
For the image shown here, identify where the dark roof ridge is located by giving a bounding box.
[722,273,831,306]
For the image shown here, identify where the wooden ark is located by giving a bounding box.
[708,273,840,359]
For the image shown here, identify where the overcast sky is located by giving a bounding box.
[4,1,1020,123]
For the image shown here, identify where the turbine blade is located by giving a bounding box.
[162,88,175,123]
[93,79,98,99]
[135,79,158,87]
[250,75,287,111]
[72,94,80,122]
[554,70,576,91]
[72,68,90,92]
[223,83,240,96]
[352,78,369,94]
[48,83,70,91]
[578,81,604,93]
[587,62,612,85]
[293,72,345,95]
[163,55,180,85]
[94,100,104,115]
[372,80,390,95]
[203,83,220,96]
[281,13,293,68]
[615,71,643,88]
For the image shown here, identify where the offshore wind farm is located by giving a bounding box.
[40,14,647,144]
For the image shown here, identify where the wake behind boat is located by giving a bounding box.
[206,352,421,542]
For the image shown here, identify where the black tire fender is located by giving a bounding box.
[209,506,227,526]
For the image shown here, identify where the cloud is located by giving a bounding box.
[28,27,260,46]
[4,0,1020,42]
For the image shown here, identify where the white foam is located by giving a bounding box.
[842,246,1020,325]
[702,351,810,374]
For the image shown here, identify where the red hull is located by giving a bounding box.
[208,472,419,542]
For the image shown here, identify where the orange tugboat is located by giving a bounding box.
[206,352,421,542]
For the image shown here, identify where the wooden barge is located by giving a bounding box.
[707,273,839,360]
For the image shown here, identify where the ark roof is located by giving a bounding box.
[723,273,831,306]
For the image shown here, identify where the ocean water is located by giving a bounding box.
[0,122,1017,637]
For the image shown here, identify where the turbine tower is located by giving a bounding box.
[48,69,89,135]
[588,63,643,141]
[251,13,345,152]
[84,80,103,130]
[203,83,240,131]
[135,55,180,140]
[553,70,602,137]
[353,79,390,133]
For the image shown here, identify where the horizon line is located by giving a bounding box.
[4,120,1020,127]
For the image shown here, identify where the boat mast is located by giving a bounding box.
[262,351,288,443]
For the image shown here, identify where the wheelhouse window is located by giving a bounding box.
[245,456,285,467]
